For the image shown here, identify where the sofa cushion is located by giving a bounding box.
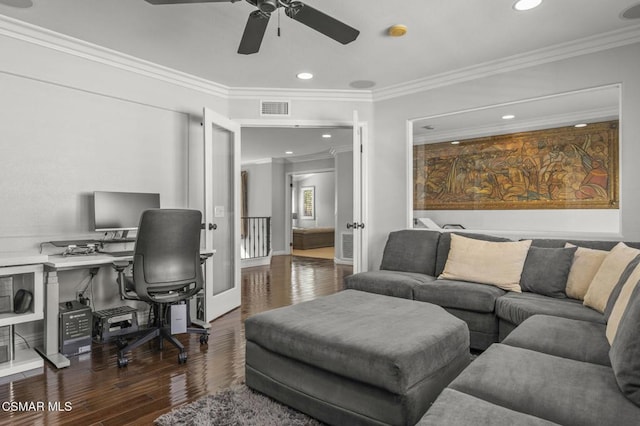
[449,344,640,426]
[610,283,640,406]
[439,234,531,292]
[564,244,608,300]
[418,388,560,426]
[495,292,605,326]
[435,232,512,276]
[520,246,576,298]
[502,315,611,366]
[379,229,440,275]
[344,270,435,300]
[413,279,505,313]
[584,242,640,313]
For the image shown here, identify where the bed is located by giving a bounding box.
[292,227,335,250]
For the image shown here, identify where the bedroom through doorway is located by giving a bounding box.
[291,171,336,260]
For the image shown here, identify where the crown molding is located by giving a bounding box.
[330,146,353,156]
[0,14,229,98]
[374,24,640,102]
[2,14,640,105]
[228,87,372,103]
[284,151,335,163]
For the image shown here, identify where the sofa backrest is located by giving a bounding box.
[380,229,440,276]
[529,239,640,251]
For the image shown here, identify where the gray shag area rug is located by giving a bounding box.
[154,385,324,426]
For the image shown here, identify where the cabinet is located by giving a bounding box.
[0,256,45,379]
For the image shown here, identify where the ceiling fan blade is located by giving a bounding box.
[145,0,238,5]
[238,10,271,55]
[285,2,359,45]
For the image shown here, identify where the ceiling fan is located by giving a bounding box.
[144,0,360,55]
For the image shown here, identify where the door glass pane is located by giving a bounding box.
[210,123,235,295]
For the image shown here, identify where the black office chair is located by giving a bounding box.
[113,208,208,368]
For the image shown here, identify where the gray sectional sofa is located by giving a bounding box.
[345,229,640,425]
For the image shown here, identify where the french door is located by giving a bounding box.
[200,107,241,322]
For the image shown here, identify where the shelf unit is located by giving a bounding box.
[0,256,45,379]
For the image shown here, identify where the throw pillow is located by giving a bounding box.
[520,246,577,298]
[604,255,640,320]
[584,242,640,313]
[606,258,640,344]
[439,234,531,292]
[564,243,608,300]
[609,283,640,406]
[380,230,440,275]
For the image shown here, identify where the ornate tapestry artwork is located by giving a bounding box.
[414,120,619,210]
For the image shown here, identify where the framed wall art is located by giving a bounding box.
[413,120,619,210]
[301,186,315,219]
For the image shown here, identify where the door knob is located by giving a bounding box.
[209,223,217,230]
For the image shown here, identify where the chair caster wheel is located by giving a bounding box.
[117,357,129,368]
[178,352,188,364]
[199,334,209,345]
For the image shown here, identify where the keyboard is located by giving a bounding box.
[106,250,134,257]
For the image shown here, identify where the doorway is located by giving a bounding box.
[240,122,363,268]
[290,170,337,260]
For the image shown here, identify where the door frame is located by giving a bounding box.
[238,118,368,271]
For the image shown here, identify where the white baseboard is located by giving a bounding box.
[241,256,272,268]
[334,257,353,266]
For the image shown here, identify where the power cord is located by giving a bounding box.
[14,331,31,349]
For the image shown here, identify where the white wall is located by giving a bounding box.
[335,150,354,261]
[0,29,229,339]
[371,42,640,269]
[242,163,273,217]
[295,172,335,229]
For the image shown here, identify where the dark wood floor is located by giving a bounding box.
[0,256,351,426]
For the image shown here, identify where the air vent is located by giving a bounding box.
[261,100,290,116]
[341,233,353,259]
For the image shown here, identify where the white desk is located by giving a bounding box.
[38,251,214,369]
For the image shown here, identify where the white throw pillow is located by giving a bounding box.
[439,234,531,292]
[584,242,640,313]
[564,243,608,301]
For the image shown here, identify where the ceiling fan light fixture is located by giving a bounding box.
[257,0,278,13]
[513,0,542,11]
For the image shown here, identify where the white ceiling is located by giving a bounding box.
[1,0,640,91]
[413,85,620,144]
[242,126,352,164]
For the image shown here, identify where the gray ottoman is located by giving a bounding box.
[245,290,470,426]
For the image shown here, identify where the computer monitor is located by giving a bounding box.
[93,191,160,236]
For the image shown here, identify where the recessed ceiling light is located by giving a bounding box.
[502,114,516,120]
[575,123,588,128]
[451,141,461,145]
[349,80,376,89]
[513,0,542,11]
[285,151,293,155]
[297,72,313,80]
[322,134,332,139]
